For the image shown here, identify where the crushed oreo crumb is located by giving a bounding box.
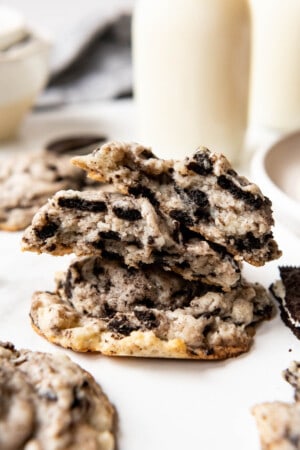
[217,175,263,209]
[107,316,139,336]
[58,197,107,213]
[112,206,142,221]
[169,209,193,226]
[139,149,157,159]
[34,221,59,240]
[128,184,159,207]
[134,310,159,329]
[186,151,213,175]
[99,231,121,241]
[235,232,271,252]
[185,189,209,208]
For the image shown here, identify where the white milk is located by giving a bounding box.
[250,0,300,131]
[132,0,251,163]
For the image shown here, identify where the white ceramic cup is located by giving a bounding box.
[0,34,50,141]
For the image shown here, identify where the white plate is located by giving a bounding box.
[251,131,300,236]
[0,105,300,450]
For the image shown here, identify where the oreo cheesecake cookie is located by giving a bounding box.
[72,141,281,266]
[0,341,115,450]
[22,189,241,290]
[0,135,105,231]
[253,361,300,450]
[0,151,86,231]
[0,135,106,232]
[270,266,300,339]
[30,256,273,359]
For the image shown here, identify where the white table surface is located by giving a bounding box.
[0,100,299,450]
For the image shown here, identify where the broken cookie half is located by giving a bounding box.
[0,341,115,450]
[22,189,241,290]
[30,256,273,359]
[72,141,281,266]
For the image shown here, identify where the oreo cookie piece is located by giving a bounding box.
[270,266,300,339]
[45,134,106,156]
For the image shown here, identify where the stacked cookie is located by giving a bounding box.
[22,142,280,359]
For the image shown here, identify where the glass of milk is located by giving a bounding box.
[132,0,251,163]
[250,0,300,132]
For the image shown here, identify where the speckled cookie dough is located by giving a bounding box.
[0,150,97,232]
[72,141,281,266]
[30,256,273,359]
[0,341,115,450]
[22,189,241,290]
[253,361,300,450]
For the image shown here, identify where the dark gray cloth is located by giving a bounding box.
[37,9,132,108]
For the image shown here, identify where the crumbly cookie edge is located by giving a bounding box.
[30,291,253,360]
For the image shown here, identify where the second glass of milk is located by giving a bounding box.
[250,0,300,132]
[132,0,251,163]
